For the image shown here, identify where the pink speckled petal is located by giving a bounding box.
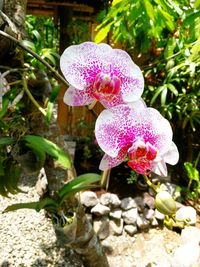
[60,42,144,104]
[99,147,128,170]
[163,142,179,165]
[60,42,113,90]
[95,103,172,159]
[63,85,94,106]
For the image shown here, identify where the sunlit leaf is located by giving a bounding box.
[95,21,114,43]
[184,162,199,181]
[23,135,72,169]
[58,173,101,202]
[3,198,58,213]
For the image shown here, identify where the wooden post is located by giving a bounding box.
[57,6,72,134]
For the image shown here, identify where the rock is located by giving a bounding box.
[160,182,177,196]
[80,191,98,207]
[144,208,155,220]
[134,196,145,211]
[91,203,110,216]
[154,209,165,220]
[143,192,155,209]
[100,192,112,206]
[172,242,200,267]
[124,225,138,236]
[181,226,200,245]
[121,197,137,210]
[151,217,159,226]
[109,208,122,220]
[175,206,196,225]
[85,213,93,224]
[122,208,138,225]
[100,193,121,207]
[109,219,123,236]
[93,216,110,240]
[136,215,150,230]
[110,193,121,207]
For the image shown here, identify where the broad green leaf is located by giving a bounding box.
[95,21,114,43]
[23,135,72,169]
[3,197,58,213]
[58,173,101,201]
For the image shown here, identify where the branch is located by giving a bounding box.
[0,30,69,88]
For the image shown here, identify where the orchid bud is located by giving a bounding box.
[155,191,176,215]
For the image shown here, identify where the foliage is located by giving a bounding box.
[95,0,200,179]
[3,173,101,214]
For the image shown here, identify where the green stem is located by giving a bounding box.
[143,175,158,193]
[22,74,46,116]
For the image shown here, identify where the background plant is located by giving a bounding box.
[95,0,200,184]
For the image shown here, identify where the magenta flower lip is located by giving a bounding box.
[95,101,179,176]
[60,42,144,108]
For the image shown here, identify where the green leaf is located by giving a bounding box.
[184,162,199,181]
[112,0,123,6]
[58,173,101,201]
[45,101,54,124]
[0,137,15,146]
[150,86,165,105]
[167,83,178,96]
[95,21,114,43]
[3,197,58,213]
[161,88,168,105]
[189,36,200,62]
[194,0,200,8]
[142,0,155,22]
[21,40,36,51]
[23,135,72,169]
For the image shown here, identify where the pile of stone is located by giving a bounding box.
[80,183,197,240]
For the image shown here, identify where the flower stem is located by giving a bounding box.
[143,175,158,193]
[22,74,46,116]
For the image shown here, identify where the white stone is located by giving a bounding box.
[91,203,110,216]
[100,192,112,206]
[136,215,150,230]
[143,192,155,209]
[100,193,121,207]
[181,226,200,245]
[151,217,159,226]
[109,219,123,236]
[154,209,165,220]
[144,208,155,220]
[93,216,110,240]
[121,197,137,210]
[80,191,98,207]
[124,225,138,236]
[109,208,122,220]
[172,242,200,267]
[175,206,196,225]
[122,208,138,224]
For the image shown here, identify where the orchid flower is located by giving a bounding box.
[95,101,179,176]
[60,42,144,108]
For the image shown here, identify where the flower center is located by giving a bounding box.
[127,140,157,175]
[92,72,121,100]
